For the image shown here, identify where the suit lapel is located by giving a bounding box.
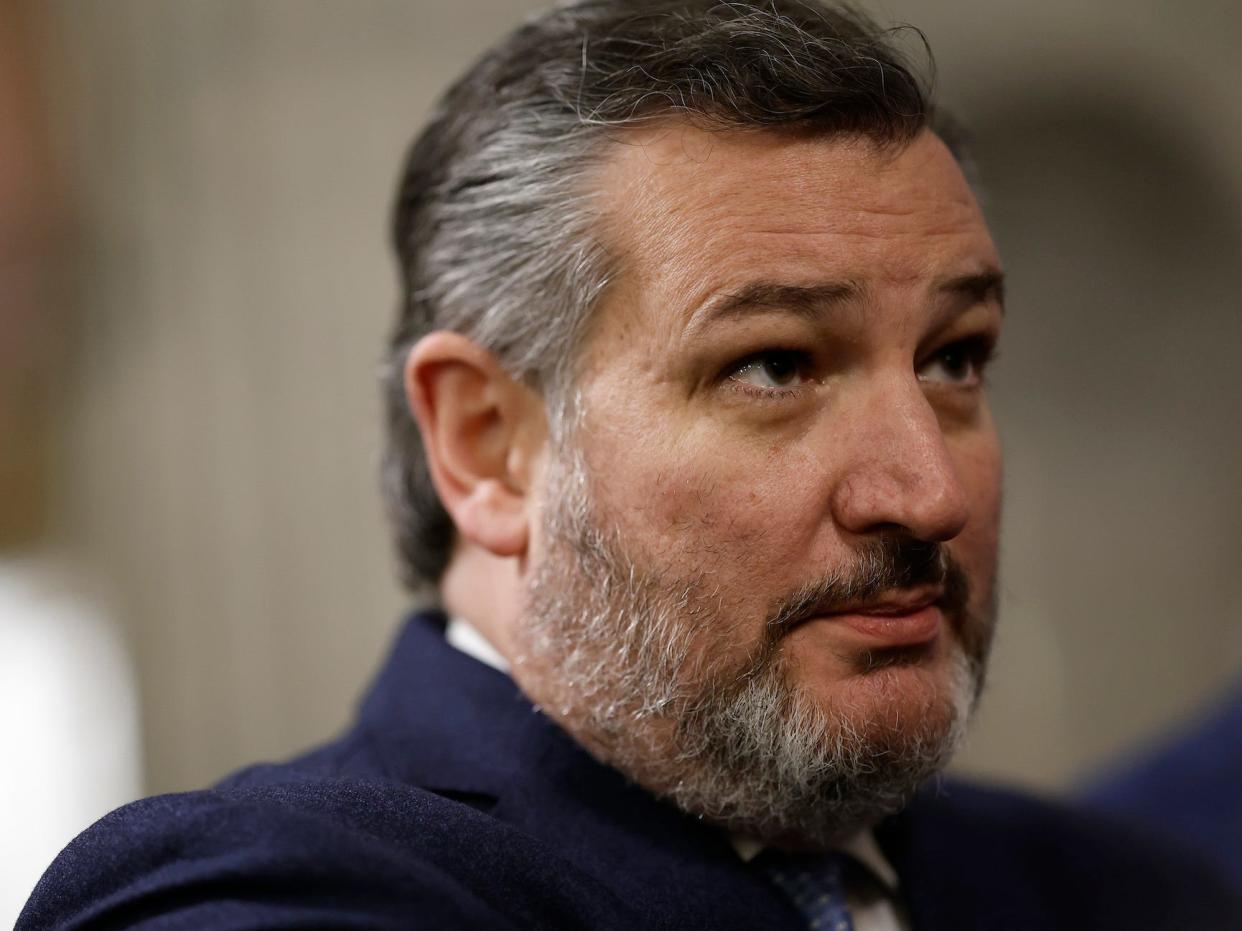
[877,781,1054,931]
[357,611,803,931]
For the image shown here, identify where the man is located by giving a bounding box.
[20,1,1241,928]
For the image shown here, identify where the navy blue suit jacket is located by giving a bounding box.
[1082,680,1242,892]
[21,612,1242,929]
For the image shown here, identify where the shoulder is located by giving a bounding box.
[18,779,499,930]
[18,776,619,930]
[886,778,1242,931]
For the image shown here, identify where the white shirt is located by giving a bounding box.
[446,617,907,931]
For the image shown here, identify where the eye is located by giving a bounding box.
[917,337,996,388]
[726,350,811,392]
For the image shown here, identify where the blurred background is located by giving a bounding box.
[5,0,1241,919]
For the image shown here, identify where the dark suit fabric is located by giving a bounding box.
[21,611,1242,930]
[1081,680,1242,892]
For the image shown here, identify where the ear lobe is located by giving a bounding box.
[404,332,543,559]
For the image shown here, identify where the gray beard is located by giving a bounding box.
[515,447,990,849]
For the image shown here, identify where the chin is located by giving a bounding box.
[638,637,979,849]
[852,659,969,741]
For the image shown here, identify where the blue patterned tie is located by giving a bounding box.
[759,850,856,931]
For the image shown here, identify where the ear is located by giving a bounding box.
[404,332,546,560]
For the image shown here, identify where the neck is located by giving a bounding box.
[440,541,524,663]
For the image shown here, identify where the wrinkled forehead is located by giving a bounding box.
[586,123,997,342]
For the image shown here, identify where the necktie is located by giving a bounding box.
[758,850,856,931]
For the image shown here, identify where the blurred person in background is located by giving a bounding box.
[18,1,1242,929]
[1081,678,1242,892]
[0,4,142,926]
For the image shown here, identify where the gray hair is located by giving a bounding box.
[383,0,944,590]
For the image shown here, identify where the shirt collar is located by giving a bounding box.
[446,614,510,672]
[732,832,899,893]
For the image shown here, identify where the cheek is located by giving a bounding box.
[583,417,827,581]
[948,428,1003,592]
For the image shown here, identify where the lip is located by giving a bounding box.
[804,587,944,648]
[829,604,942,646]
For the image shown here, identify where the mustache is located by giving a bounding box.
[766,538,969,635]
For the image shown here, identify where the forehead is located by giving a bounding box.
[590,124,998,337]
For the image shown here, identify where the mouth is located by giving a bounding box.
[797,585,945,648]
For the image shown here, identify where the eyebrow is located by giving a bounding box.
[691,267,1005,334]
[692,281,862,331]
[938,269,1006,313]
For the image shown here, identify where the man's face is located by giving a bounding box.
[513,126,1003,847]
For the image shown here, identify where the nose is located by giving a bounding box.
[828,376,970,543]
